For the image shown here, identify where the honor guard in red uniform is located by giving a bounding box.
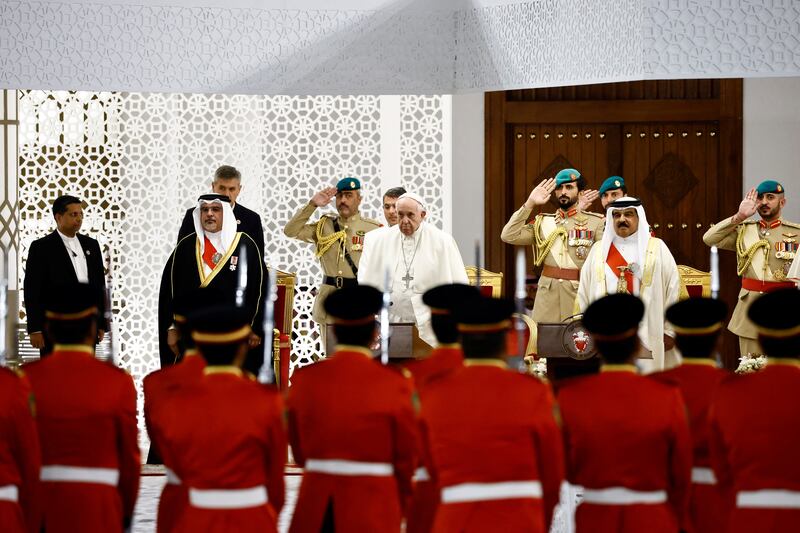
[419,295,564,533]
[286,285,418,532]
[558,294,692,533]
[709,289,800,533]
[24,284,140,533]
[0,367,41,533]
[405,283,480,533]
[143,289,209,532]
[651,297,730,533]
[157,306,286,533]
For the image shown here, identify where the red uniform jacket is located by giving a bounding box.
[286,347,418,533]
[405,346,464,533]
[0,368,41,533]
[24,346,140,533]
[557,365,692,533]
[143,353,205,533]
[709,361,800,533]
[420,360,564,533]
[159,367,286,533]
[651,360,728,533]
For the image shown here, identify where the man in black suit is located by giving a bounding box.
[176,165,265,257]
[23,195,108,356]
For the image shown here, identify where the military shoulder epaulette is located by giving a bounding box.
[782,221,800,229]
[323,213,338,219]
[537,213,556,218]
[582,211,605,218]
[361,217,383,227]
[740,220,757,225]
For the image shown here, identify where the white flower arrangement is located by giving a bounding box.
[735,353,767,374]
[523,356,548,380]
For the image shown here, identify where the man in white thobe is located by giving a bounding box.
[576,197,681,371]
[358,192,468,346]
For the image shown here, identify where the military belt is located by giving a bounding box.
[541,265,580,281]
[0,485,18,502]
[323,276,358,289]
[737,489,800,509]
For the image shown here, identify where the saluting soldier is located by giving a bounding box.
[283,178,382,351]
[709,289,800,533]
[651,297,729,533]
[501,168,604,380]
[703,180,800,357]
[598,175,627,210]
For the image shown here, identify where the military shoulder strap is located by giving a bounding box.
[331,217,359,277]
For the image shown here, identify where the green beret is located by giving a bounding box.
[599,176,625,195]
[756,180,784,195]
[554,168,581,186]
[336,177,361,192]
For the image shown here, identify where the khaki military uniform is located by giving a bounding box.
[501,206,604,323]
[284,201,382,326]
[703,216,800,356]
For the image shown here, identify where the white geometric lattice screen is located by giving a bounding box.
[17,90,447,383]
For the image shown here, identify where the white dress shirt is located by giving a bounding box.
[57,229,89,283]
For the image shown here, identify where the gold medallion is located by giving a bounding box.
[576,245,588,259]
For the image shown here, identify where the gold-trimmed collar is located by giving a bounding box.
[203,366,243,377]
[681,358,718,367]
[767,358,800,367]
[464,358,507,369]
[334,345,374,357]
[195,232,243,287]
[601,363,637,373]
[52,344,95,355]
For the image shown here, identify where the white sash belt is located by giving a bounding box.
[691,467,717,485]
[441,481,543,503]
[737,489,800,509]
[165,467,181,485]
[189,486,268,509]
[582,487,667,505]
[0,485,19,502]
[41,465,119,486]
[414,467,431,482]
[305,459,394,477]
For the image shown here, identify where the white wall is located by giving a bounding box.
[743,77,800,221]
[450,92,485,263]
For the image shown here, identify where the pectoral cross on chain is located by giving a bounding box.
[402,270,414,291]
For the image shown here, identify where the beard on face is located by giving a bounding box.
[558,194,577,208]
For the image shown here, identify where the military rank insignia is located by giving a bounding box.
[352,231,365,252]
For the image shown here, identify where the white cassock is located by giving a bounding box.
[576,199,681,372]
[358,222,468,346]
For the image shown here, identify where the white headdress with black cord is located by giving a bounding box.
[192,193,237,257]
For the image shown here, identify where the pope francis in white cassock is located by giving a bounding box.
[358,192,468,346]
[576,197,681,371]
